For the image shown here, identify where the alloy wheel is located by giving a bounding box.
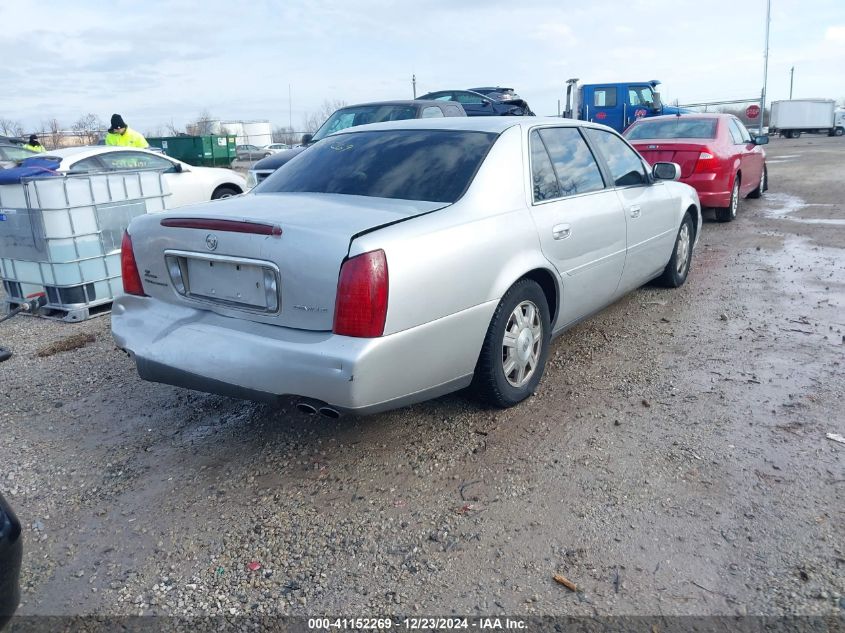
[675,223,691,276]
[501,300,542,388]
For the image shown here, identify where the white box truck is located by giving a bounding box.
[769,99,845,138]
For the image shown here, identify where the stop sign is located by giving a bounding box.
[746,104,761,119]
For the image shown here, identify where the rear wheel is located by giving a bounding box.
[835,128,844,137]
[656,213,694,288]
[715,176,740,222]
[472,279,551,408]
[748,165,767,198]
[211,186,239,200]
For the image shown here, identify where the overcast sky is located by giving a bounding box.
[3,0,844,134]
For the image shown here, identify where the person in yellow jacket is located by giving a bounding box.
[23,134,45,153]
[104,114,149,148]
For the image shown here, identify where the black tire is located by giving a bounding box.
[715,175,740,222]
[211,186,239,200]
[835,128,844,137]
[656,213,694,288]
[748,164,767,198]
[0,347,11,363]
[791,130,801,139]
[472,279,551,408]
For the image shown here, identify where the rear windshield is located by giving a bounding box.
[2,146,37,161]
[256,130,498,203]
[311,105,419,142]
[625,119,718,140]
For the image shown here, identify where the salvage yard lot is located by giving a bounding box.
[1,137,843,617]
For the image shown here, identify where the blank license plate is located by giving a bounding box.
[186,258,268,308]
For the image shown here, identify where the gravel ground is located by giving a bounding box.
[1,136,843,620]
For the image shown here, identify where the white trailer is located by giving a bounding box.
[769,99,844,138]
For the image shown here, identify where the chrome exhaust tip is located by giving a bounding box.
[296,401,318,415]
[318,407,341,419]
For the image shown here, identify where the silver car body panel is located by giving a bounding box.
[113,117,701,413]
[112,295,495,414]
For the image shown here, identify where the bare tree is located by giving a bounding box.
[0,118,24,137]
[72,113,103,145]
[302,99,347,133]
[165,118,181,136]
[191,109,217,136]
[272,125,299,145]
[41,118,63,150]
[144,124,166,138]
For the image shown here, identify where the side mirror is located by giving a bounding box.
[172,162,183,173]
[753,135,769,145]
[652,91,662,111]
[652,161,681,181]
[301,133,313,145]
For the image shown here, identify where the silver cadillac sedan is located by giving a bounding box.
[112,117,701,416]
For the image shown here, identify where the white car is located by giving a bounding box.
[263,143,291,153]
[29,146,246,209]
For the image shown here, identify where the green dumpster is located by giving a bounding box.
[146,135,237,167]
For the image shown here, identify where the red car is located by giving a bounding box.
[624,114,768,222]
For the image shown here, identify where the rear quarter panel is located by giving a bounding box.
[351,124,558,336]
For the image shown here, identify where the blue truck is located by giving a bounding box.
[563,79,690,133]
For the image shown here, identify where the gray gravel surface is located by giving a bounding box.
[0,136,843,618]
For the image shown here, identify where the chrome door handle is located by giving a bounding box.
[552,223,572,240]
[628,205,641,218]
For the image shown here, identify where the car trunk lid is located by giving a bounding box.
[129,192,445,330]
[630,141,710,178]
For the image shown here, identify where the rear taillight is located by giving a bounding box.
[333,250,388,338]
[693,150,717,173]
[120,231,147,297]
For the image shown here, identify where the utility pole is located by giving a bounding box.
[789,66,795,99]
[759,0,771,135]
[412,74,417,99]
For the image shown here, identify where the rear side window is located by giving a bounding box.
[727,119,745,144]
[98,152,175,171]
[533,128,604,199]
[529,133,560,201]
[68,157,103,173]
[625,118,717,140]
[257,130,498,203]
[593,87,617,107]
[456,93,486,105]
[444,105,464,117]
[584,128,647,187]
[729,119,751,143]
[421,106,444,118]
